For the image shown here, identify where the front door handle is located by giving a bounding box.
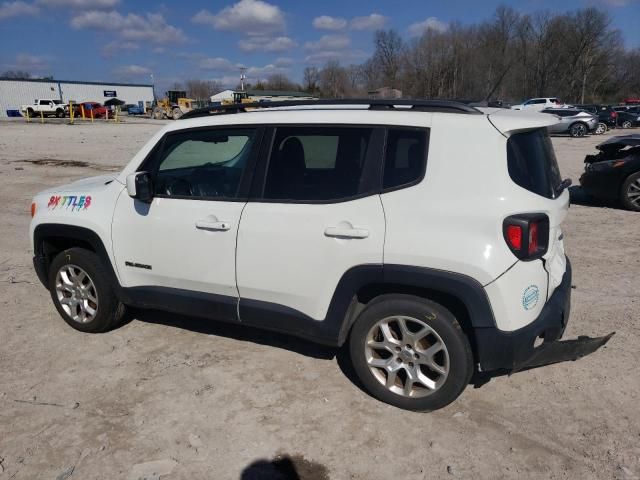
[195,220,231,231]
[324,226,369,239]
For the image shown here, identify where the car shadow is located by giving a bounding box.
[569,185,620,209]
[132,308,338,360]
[240,453,330,480]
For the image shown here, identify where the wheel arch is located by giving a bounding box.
[33,224,121,293]
[334,265,497,351]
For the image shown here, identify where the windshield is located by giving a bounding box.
[507,129,563,199]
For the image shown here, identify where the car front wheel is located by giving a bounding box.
[349,294,473,411]
[48,247,126,333]
[621,171,640,212]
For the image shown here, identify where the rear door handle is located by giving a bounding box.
[324,226,369,239]
[195,220,231,231]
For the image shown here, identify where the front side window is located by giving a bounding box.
[264,126,375,201]
[383,128,428,190]
[154,128,257,199]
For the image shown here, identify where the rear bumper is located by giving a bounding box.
[474,258,572,372]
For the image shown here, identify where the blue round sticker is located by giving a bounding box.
[522,285,539,311]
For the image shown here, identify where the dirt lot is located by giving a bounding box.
[0,118,638,480]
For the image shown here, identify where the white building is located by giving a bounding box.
[0,77,155,117]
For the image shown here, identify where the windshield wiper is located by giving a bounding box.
[556,178,572,195]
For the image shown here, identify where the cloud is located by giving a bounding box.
[304,34,350,51]
[192,0,284,36]
[0,1,39,20]
[274,57,293,67]
[37,0,118,9]
[199,57,236,72]
[408,17,448,37]
[2,53,51,73]
[312,15,346,30]
[102,40,139,57]
[71,10,186,44]
[350,13,387,31]
[113,64,151,76]
[238,35,296,52]
[304,49,367,64]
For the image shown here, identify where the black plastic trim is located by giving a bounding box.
[474,257,572,371]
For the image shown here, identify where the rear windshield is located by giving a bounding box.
[507,129,563,199]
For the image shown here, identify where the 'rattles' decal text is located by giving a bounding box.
[47,195,92,211]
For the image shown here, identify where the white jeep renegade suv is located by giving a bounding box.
[30,100,608,411]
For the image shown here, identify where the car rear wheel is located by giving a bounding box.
[349,294,473,411]
[48,247,126,333]
[594,122,606,135]
[621,171,640,212]
[621,120,633,129]
[569,122,588,137]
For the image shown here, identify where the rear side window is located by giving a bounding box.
[507,129,563,199]
[264,126,375,201]
[383,128,428,190]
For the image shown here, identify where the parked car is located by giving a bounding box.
[21,99,67,118]
[576,104,617,132]
[126,104,146,115]
[73,101,108,119]
[541,108,598,137]
[613,106,640,129]
[579,134,640,211]
[511,97,562,111]
[29,99,611,411]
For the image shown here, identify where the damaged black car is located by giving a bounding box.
[579,135,640,211]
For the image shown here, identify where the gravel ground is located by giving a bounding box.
[0,118,638,480]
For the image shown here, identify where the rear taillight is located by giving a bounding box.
[612,111,618,118]
[503,214,549,261]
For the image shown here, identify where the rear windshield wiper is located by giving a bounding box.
[556,178,572,195]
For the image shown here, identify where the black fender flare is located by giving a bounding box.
[33,224,123,297]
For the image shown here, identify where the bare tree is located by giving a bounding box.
[372,30,404,88]
[186,79,224,101]
[319,60,348,98]
[303,66,320,93]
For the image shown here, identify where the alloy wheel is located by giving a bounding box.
[627,178,640,209]
[364,316,449,398]
[55,264,99,323]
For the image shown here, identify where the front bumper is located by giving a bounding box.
[579,168,622,202]
[474,259,573,372]
[33,254,49,289]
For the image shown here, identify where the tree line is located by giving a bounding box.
[254,6,639,104]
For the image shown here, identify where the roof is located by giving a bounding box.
[0,77,152,88]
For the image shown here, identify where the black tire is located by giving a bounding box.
[48,247,126,333]
[348,294,473,411]
[621,120,633,129]
[27,108,35,118]
[56,109,65,118]
[621,171,640,212]
[569,122,588,137]
[594,122,606,135]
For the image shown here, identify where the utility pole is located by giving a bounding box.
[239,67,247,92]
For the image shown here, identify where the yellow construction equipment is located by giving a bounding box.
[152,90,195,120]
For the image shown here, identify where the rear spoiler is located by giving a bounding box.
[478,108,560,136]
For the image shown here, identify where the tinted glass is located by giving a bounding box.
[507,129,563,199]
[264,126,374,201]
[383,128,428,189]
[154,128,256,199]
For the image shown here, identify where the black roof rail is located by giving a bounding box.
[179,98,482,120]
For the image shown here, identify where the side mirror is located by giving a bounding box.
[126,172,154,203]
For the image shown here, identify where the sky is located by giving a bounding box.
[0,0,639,93]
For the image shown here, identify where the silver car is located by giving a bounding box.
[541,108,599,137]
